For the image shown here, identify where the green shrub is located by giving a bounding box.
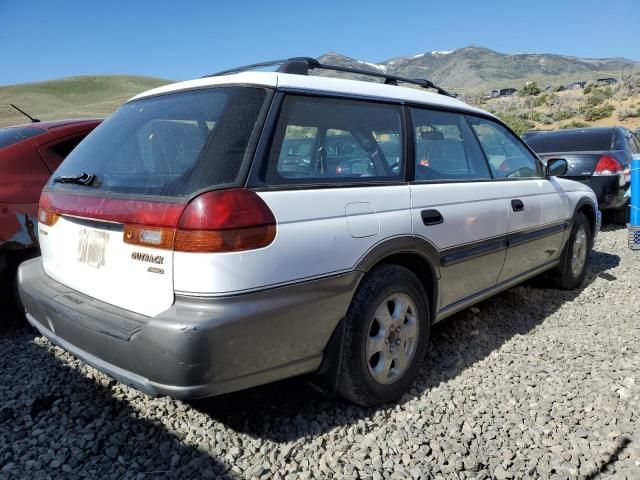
[520,82,542,96]
[551,109,575,121]
[582,103,615,121]
[583,84,594,94]
[617,107,640,121]
[584,86,614,108]
[493,113,534,136]
[561,121,590,129]
[544,93,558,106]
[525,96,542,108]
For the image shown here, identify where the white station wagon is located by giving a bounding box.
[19,58,600,406]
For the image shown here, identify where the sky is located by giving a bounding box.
[1,0,639,86]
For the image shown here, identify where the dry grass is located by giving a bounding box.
[0,75,171,128]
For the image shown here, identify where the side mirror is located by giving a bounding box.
[545,158,568,177]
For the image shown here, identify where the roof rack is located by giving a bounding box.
[204,57,454,97]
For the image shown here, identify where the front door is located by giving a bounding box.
[466,116,569,282]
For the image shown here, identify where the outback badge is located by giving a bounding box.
[131,252,164,265]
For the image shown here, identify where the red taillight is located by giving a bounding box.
[38,192,59,226]
[593,155,622,176]
[41,189,276,253]
[174,189,276,252]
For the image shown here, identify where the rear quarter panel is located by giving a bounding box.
[172,185,412,295]
[0,140,52,250]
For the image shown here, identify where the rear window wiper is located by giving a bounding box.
[53,172,96,186]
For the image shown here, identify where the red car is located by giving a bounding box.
[0,118,101,320]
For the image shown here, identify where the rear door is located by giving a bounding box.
[409,108,508,310]
[233,94,411,293]
[467,116,569,282]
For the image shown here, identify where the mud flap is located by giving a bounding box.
[307,317,346,398]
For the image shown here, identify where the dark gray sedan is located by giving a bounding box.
[524,127,637,225]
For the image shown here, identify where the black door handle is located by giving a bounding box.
[421,209,443,225]
[511,199,525,212]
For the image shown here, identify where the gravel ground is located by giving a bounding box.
[1,227,639,480]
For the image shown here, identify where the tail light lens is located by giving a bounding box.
[40,189,276,253]
[174,189,276,252]
[593,155,622,176]
[38,192,59,226]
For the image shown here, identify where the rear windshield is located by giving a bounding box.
[525,129,613,153]
[49,87,268,197]
[0,126,46,149]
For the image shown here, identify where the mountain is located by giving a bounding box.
[317,46,640,91]
[0,75,171,128]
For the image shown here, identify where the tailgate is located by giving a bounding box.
[39,214,174,317]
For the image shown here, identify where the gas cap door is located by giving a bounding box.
[345,202,379,238]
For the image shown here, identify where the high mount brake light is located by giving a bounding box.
[593,155,622,176]
[39,189,277,253]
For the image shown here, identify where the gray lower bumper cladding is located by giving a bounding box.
[18,258,360,399]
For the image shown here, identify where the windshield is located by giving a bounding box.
[49,87,268,197]
[526,129,613,153]
[0,126,46,149]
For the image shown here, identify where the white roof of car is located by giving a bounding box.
[130,71,490,117]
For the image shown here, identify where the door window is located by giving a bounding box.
[467,116,541,179]
[266,96,404,184]
[411,108,491,181]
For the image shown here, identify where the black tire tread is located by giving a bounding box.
[551,212,592,290]
[336,264,429,406]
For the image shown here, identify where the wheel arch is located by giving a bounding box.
[573,197,598,246]
[354,236,441,322]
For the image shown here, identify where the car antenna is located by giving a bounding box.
[10,104,40,123]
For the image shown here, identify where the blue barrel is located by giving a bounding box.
[632,158,640,226]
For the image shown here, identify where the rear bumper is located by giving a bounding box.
[18,258,360,399]
[575,175,629,210]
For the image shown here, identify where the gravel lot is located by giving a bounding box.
[1,227,638,480]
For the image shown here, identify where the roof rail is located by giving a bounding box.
[204,57,454,97]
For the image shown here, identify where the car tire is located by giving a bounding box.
[551,212,591,290]
[336,264,430,406]
[1,249,37,328]
[608,204,629,226]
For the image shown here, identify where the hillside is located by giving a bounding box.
[476,79,640,135]
[318,46,640,91]
[2,47,639,133]
[0,75,171,127]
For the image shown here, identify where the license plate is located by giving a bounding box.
[77,229,109,268]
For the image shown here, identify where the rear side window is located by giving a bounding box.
[40,134,90,172]
[411,108,490,181]
[467,116,541,179]
[526,129,613,153]
[265,95,404,184]
[50,134,86,159]
[50,87,268,197]
[0,126,46,149]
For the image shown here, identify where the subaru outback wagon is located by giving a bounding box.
[18,58,599,406]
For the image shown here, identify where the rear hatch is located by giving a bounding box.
[39,86,269,317]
